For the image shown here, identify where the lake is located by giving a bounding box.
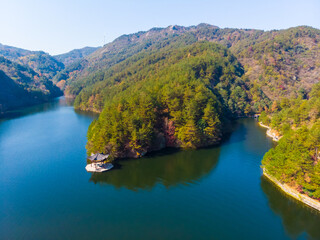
[1,97,320,240]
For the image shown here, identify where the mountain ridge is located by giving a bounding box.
[63,24,320,103]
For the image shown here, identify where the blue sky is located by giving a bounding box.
[0,0,319,55]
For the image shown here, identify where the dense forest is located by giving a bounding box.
[0,56,62,113]
[0,44,64,79]
[0,43,95,113]
[261,83,320,199]
[61,24,320,103]
[72,39,269,114]
[86,42,251,158]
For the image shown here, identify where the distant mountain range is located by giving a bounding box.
[54,46,100,66]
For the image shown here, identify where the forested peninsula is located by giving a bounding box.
[85,42,250,158]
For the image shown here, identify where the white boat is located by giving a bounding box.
[85,162,114,172]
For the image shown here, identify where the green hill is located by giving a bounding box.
[0,56,62,113]
[64,24,320,104]
[0,70,37,113]
[0,43,98,112]
[261,83,320,199]
[0,43,64,79]
[85,42,265,158]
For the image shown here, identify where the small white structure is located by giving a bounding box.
[85,153,113,172]
[85,162,113,172]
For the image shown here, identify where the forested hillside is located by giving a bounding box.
[54,46,99,66]
[62,24,320,105]
[0,70,39,113]
[0,56,62,113]
[85,42,268,158]
[0,43,97,113]
[237,26,320,100]
[0,43,64,79]
[261,83,320,199]
[61,24,266,93]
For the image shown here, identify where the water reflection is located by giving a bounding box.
[261,176,320,240]
[90,147,220,191]
[0,97,98,121]
[74,109,99,119]
[0,97,69,120]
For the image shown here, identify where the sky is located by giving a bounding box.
[0,0,319,55]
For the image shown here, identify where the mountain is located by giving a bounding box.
[0,56,62,113]
[62,24,264,93]
[0,43,64,79]
[61,23,320,162]
[63,24,320,104]
[0,70,37,113]
[52,24,255,92]
[54,46,100,66]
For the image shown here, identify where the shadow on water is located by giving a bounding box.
[89,146,221,191]
[221,118,249,146]
[89,118,259,192]
[261,176,320,240]
[0,97,99,121]
[0,97,73,121]
[74,109,99,119]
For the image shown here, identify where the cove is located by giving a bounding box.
[1,97,320,240]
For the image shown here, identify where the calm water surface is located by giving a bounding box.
[1,98,320,240]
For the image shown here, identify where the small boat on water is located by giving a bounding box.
[85,153,113,172]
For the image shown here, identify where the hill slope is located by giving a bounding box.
[54,46,100,66]
[64,24,320,103]
[0,43,64,79]
[85,42,261,158]
[0,56,62,113]
[261,83,320,199]
[0,70,38,113]
[237,26,320,100]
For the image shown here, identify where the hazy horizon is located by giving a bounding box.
[1,0,319,55]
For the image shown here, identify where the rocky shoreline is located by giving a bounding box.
[260,121,320,212]
[263,169,320,212]
[259,122,282,142]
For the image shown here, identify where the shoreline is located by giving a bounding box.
[263,169,320,212]
[259,122,281,142]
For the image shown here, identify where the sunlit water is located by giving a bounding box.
[1,97,320,240]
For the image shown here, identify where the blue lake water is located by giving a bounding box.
[1,97,320,240]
